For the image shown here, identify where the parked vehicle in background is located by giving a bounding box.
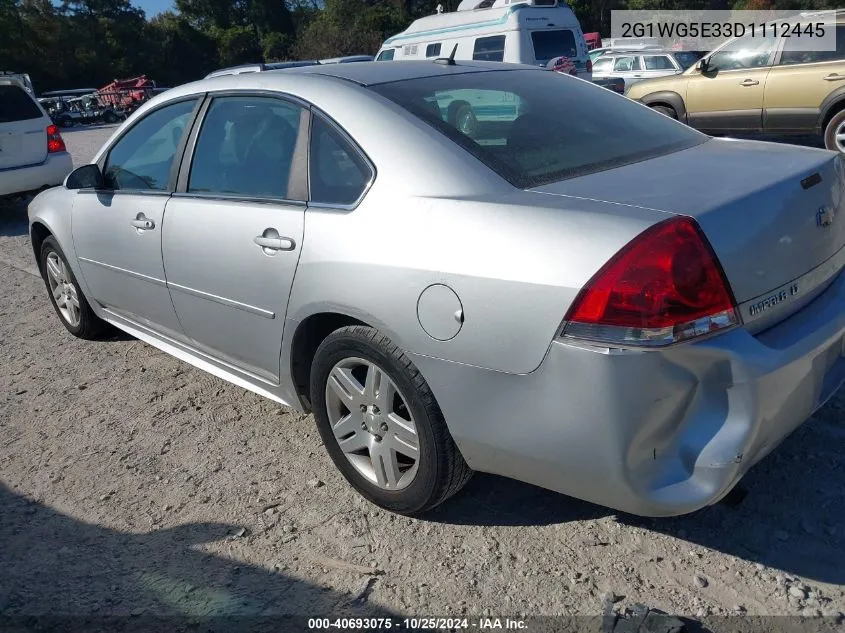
[592,50,690,90]
[29,60,845,518]
[0,77,71,199]
[375,0,592,80]
[39,92,123,127]
[626,14,845,152]
[1,71,35,94]
[591,76,625,94]
[96,76,157,118]
[584,32,601,50]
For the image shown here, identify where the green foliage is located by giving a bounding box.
[0,0,841,93]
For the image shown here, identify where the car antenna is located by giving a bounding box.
[434,44,459,65]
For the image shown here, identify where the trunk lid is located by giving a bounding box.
[0,83,48,170]
[529,138,845,311]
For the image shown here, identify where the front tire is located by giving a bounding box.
[310,325,472,515]
[40,236,107,339]
[651,105,678,119]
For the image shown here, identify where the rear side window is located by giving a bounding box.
[376,49,395,61]
[370,70,706,189]
[426,43,442,58]
[644,55,675,70]
[0,85,42,123]
[189,96,305,200]
[473,36,506,62]
[779,25,845,65]
[531,30,578,63]
[104,99,196,191]
[309,116,372,206]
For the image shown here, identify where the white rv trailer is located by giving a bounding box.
[375,0,591,80]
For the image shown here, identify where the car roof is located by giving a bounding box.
[265,60,535,86]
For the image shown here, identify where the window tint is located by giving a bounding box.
[189,96,304,200]
[531,29,577,63]
[376,49,395,61]
[370,70,705,189]
[592,58,613,73]
[644,55,675,70]
[706,34,775,70]
[473,35,506,61]
[780,26,845,65]
[309,116,372,206]
[426,43,442,58]
[0,85,42,122]
[673,51,702,69]
[104,99,196,191]
[613,56,641,72]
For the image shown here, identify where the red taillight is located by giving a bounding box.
[563,217,738,346]
[46,124,66,153]
[586,59,593,73]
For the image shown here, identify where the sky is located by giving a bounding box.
[135,0,175,17]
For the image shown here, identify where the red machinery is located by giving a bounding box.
[96,75,156,115]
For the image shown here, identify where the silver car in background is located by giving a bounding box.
[28,61,845,516]
[591,50,702,90]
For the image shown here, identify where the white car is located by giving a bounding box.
[0,78,72,199]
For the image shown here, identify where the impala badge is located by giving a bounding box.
[817,206,835,227]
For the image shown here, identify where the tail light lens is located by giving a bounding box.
[46,124,66,153]
[586,59,593,73]
[562,217,739,347]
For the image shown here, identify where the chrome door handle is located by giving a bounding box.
[739,79,759,86]
[824,73,845,81]
[254,235,295,251]
[131,214,155,230]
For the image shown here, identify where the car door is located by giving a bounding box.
[71,97,200,339]
[685,34,777,133]
[161,94,308,383]
[763,25,845,133]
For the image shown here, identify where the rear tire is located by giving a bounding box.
[651,105,678,119]
[448,100,478,138]
[824,109,845,153]
[39,236,108,340]
[310,325,472,515]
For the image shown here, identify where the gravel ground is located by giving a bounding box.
[1,126,844,624]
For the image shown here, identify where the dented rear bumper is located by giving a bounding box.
[409,270,845,516]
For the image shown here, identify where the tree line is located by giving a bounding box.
[0,0,837,93]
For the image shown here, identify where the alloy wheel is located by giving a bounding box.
[45,251,81,327]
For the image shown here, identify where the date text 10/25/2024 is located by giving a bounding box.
[308,618,527,630]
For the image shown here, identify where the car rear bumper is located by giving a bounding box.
[0,152,72,197]
[409,270,845,517]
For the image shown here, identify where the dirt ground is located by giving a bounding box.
[1,126,844,626]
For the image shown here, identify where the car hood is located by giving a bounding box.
[528,138,845,304]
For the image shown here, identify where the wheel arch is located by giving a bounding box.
[819,88,845,134]
[30,220,53,273]
[638,91,687,123]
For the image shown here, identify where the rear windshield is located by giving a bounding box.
[0,85,42,123]
[531,29,578,63]
[369,69,706,188]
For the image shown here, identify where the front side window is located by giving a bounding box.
[473,35,506,62]
[188,96,304,200]
[376,49,395,61]
[370,69,706,188]
[613,56,641,72]
[706,34,776,71]
[644,55,675,70]
[426,43,442,58]
[531,29,578,64]
[309,116,373,206]
[104,99,196,191]
[592,58,613,73]
[779,25,845,65]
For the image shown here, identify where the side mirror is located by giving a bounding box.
[65,164,104,190]
[697,58,710,73]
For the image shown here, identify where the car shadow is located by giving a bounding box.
[0,482,398,632]
[0,199,28,237]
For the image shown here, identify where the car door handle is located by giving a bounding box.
[131,214,155,230]
[254,235,295,251]
[824,73,845,81]
[739,79,760,86]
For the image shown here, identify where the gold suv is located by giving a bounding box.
[626,19,845,152]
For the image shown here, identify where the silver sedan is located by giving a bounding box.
[28,61,845,516]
